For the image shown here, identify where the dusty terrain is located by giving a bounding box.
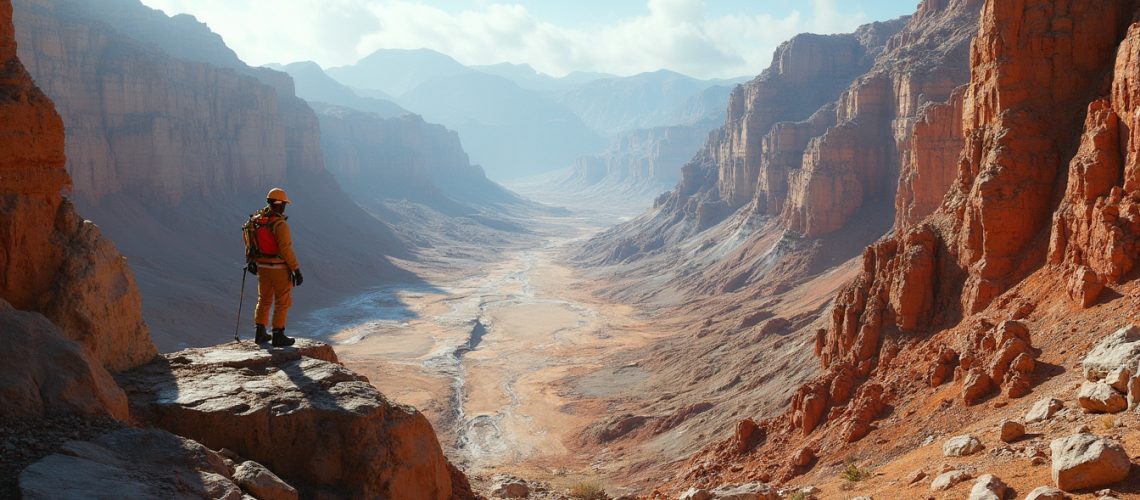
[290,186,671,493]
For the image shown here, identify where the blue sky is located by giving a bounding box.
[140,0,919,79]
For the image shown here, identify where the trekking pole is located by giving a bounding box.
[234,265,248,342]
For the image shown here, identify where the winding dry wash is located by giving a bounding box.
[299,195,659,481]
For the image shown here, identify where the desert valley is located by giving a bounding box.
[4,0,1140,499]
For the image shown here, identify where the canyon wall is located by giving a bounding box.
[12,0,411,348]
[570,124,711,189]
[314,104,512,206]
[1049,21,1140,300]
[645,1,1140,493]
[0,0,154,371]
[819,0,1135,383]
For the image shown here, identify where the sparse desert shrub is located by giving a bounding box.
[568,481,608,500]
[840,461,872,483]
[788,491,810,500]
[1099,414,1117,430]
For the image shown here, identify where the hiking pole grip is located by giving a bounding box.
[234,265,248,342]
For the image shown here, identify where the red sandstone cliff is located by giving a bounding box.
[0,0,154,372]
[565,2,983,487]
[652,0,1140,494]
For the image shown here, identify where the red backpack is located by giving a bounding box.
[243,211,280,259]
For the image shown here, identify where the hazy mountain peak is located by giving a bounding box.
[327,47,472,97]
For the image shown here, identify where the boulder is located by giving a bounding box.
[1082,326,1140,382]
[1129,371,1140,409]
[1105,366,1130,393]
[962,368,994,405]
[491,479,529,498]
[931,470,972,491]
[1077,382,1127,413]
[1025,485,1067,500]
[1050,433,1130,492]
[679,487,712,500]
[0,301,129,420]
[116,340,457,499]
[734,418,763,454]
[233,460,298,500]
[1000,420,1026,443]
[944,435,984,456]
[968,474,1007,500]
[792,447,815,467]
[19,428,242,499]
[1068,266,1105,308]
[708,482,777,500]
[1025,398,1064,423]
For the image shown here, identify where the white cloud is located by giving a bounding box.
[141,0,874,79]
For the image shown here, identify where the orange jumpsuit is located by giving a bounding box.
[252,208,300,330]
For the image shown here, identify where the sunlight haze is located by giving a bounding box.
[138,0,917,79]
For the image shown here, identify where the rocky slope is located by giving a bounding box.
[648,0,1140,496]
[12,0,417,349]
[562,0,984,490]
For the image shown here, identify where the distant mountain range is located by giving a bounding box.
[305,48,746,181]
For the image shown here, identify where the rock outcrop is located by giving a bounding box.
[116,340,461,499]
[0,300,128,420]
[0,0,154,371]
[1049,20,1140,302]
[19,428,256,499]
[812,0,1135,434]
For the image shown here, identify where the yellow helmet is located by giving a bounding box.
[266,187,291,204]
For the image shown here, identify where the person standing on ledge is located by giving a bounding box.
[243,187,303,347]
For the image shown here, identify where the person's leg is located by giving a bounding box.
[253,270,273,342]
[268,268,295,347]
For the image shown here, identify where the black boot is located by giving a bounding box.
[271,328,295,347]
[254,324,271,344]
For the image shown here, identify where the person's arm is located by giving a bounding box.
[274,219,300,272]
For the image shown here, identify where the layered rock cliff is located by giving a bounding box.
[314,104,513,207]
[819,0,1133,387]
[653,0,1140,494]
[12,0,411,348]
[0,0,154,371]
[560,3,984,489]
[568,124,710,191]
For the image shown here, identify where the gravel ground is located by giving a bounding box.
[0,414,123,499]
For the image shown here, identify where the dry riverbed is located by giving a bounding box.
[293,200,664,489]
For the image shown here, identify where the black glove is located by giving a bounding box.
[291,269,304,287]
[246,262,257,275]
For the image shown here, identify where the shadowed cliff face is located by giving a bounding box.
[11,0,417,349]
[0,0,155,372]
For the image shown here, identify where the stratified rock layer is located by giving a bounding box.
[816,0,1134,411]
[0,0,154,371]
[116,340,457,499]
[1049,21,1140,303]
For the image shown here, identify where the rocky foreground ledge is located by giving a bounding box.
[108,339,471,499]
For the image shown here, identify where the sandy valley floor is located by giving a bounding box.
[291,186,665,490]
